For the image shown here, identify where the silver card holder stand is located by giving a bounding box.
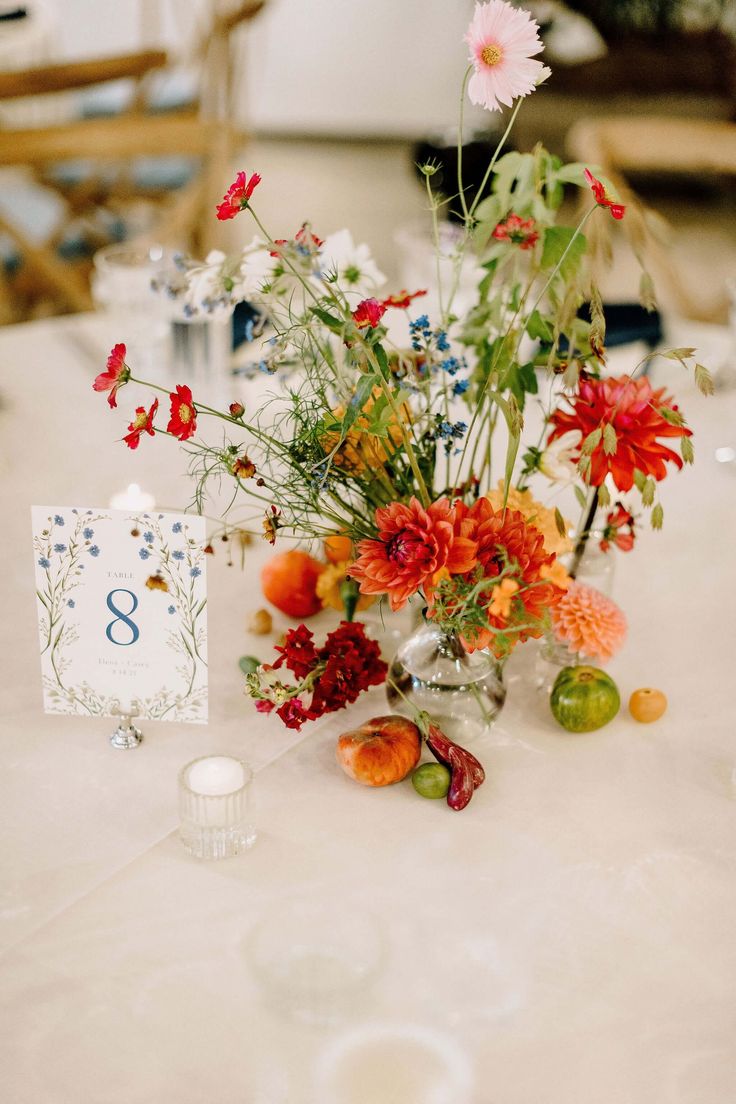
[110,703,143,750]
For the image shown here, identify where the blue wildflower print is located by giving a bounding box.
[53,515,64,526]
[167,605,176,615]
[67,599,75,609]
[172,550,185,561]
[38,557,51,569]
[53,543,66,553]
[139,548,150,560]
[83,528,94,540]
[190,566,201,579]
[89,545,100,557]
[172,522,182,534]
[143,531,154,544]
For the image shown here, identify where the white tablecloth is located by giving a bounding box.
[0,312,735,1103]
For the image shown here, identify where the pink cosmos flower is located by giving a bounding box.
[215,171,261,221]
[93,343,130,409]
[465,1,546,113]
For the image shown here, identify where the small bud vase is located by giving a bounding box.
[386,620,506,743]
[534,638,580,694]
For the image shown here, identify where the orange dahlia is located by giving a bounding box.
[485,481,571,555]
[551,582,627,663]
[548,374,691,492]
[350,497,478,612]
[455,498,565,653]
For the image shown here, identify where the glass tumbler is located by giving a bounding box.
[178,755,256,860]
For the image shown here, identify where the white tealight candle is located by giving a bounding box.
[109,483,156,512]
[187,755,245,796]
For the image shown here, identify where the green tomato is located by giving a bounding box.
[412,762,451,799]
[550,665,620,733]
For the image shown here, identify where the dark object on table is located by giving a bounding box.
[413,127,513,223]
[564,0,729,36]
[0,7,28,21]
[232,301,263,351]
[579,301,663,349]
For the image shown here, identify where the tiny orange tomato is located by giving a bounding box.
[629,687,667,723]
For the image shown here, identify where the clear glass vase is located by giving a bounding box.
[534,637,580,695]
[386,620,506,743]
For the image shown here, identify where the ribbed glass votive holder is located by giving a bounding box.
[178,755,256,860]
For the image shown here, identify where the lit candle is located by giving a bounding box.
[109,483,156,512]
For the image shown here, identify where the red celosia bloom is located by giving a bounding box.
[454,499,561,653]
[167,385,197,441]
[123,398,158,450]
[492,212,539,250]
[352,298,386,329]
[584,168,625,220]
[215,170,261,221]
[600,503,635,553]
[381,289,427,310]
[273,624,320,680]
[350,497,478,612]
[548,374,692,492]
[94,343,130,408]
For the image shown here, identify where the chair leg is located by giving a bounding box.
[0,213,92,313]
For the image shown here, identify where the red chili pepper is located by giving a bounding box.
[425,723,486,811]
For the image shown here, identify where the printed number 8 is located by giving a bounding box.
[106,589,140,646]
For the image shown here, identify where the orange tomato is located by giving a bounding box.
[324,534,353,564]
[261,550,324,618]
[336,715,422,787]
[629,687,667,723]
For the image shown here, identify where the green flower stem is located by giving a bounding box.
[456,65,473,223]
[467,98,524,222]
[363,346,431,507]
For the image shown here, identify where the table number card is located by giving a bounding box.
[32,506,208,723]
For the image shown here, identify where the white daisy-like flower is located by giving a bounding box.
[465,0,547,113]
[319,228,386,298]
[539,429,580,483]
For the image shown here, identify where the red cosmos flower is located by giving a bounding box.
[352,298,386,329]
[167,384,197,441]
[584,169,625,220]
[453,499,562,653]
[350,497,478,611]
[492,212,539,250]
[93,343,130,408]
[123,398,158,450]
[215,170,261,221]
[600,503,635,553]
[548,374,692,492]
[381,289,427,310]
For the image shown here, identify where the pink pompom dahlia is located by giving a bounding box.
[551,582,627,663]
[465,1,547,113]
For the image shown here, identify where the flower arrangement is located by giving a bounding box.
[95,1,711,735]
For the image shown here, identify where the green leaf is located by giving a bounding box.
[651,503,664,530]
[552,162,591,186]
[239,655,261,675]
[597,483,611,507]
[633,469,646,492]
[526,310,554,343]
[339,374,378,435]
[541,226,587,281]
[681,436,694,464]
[603,423,617,455]
[372,342,389,379]
[574,484,588,509]
[311,306,344,333]
[641,477,656,507]
[473,193,504,227]
[695,363,715,396]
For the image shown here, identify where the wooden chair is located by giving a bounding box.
[567,115,736,322]
[0,0,265,319]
